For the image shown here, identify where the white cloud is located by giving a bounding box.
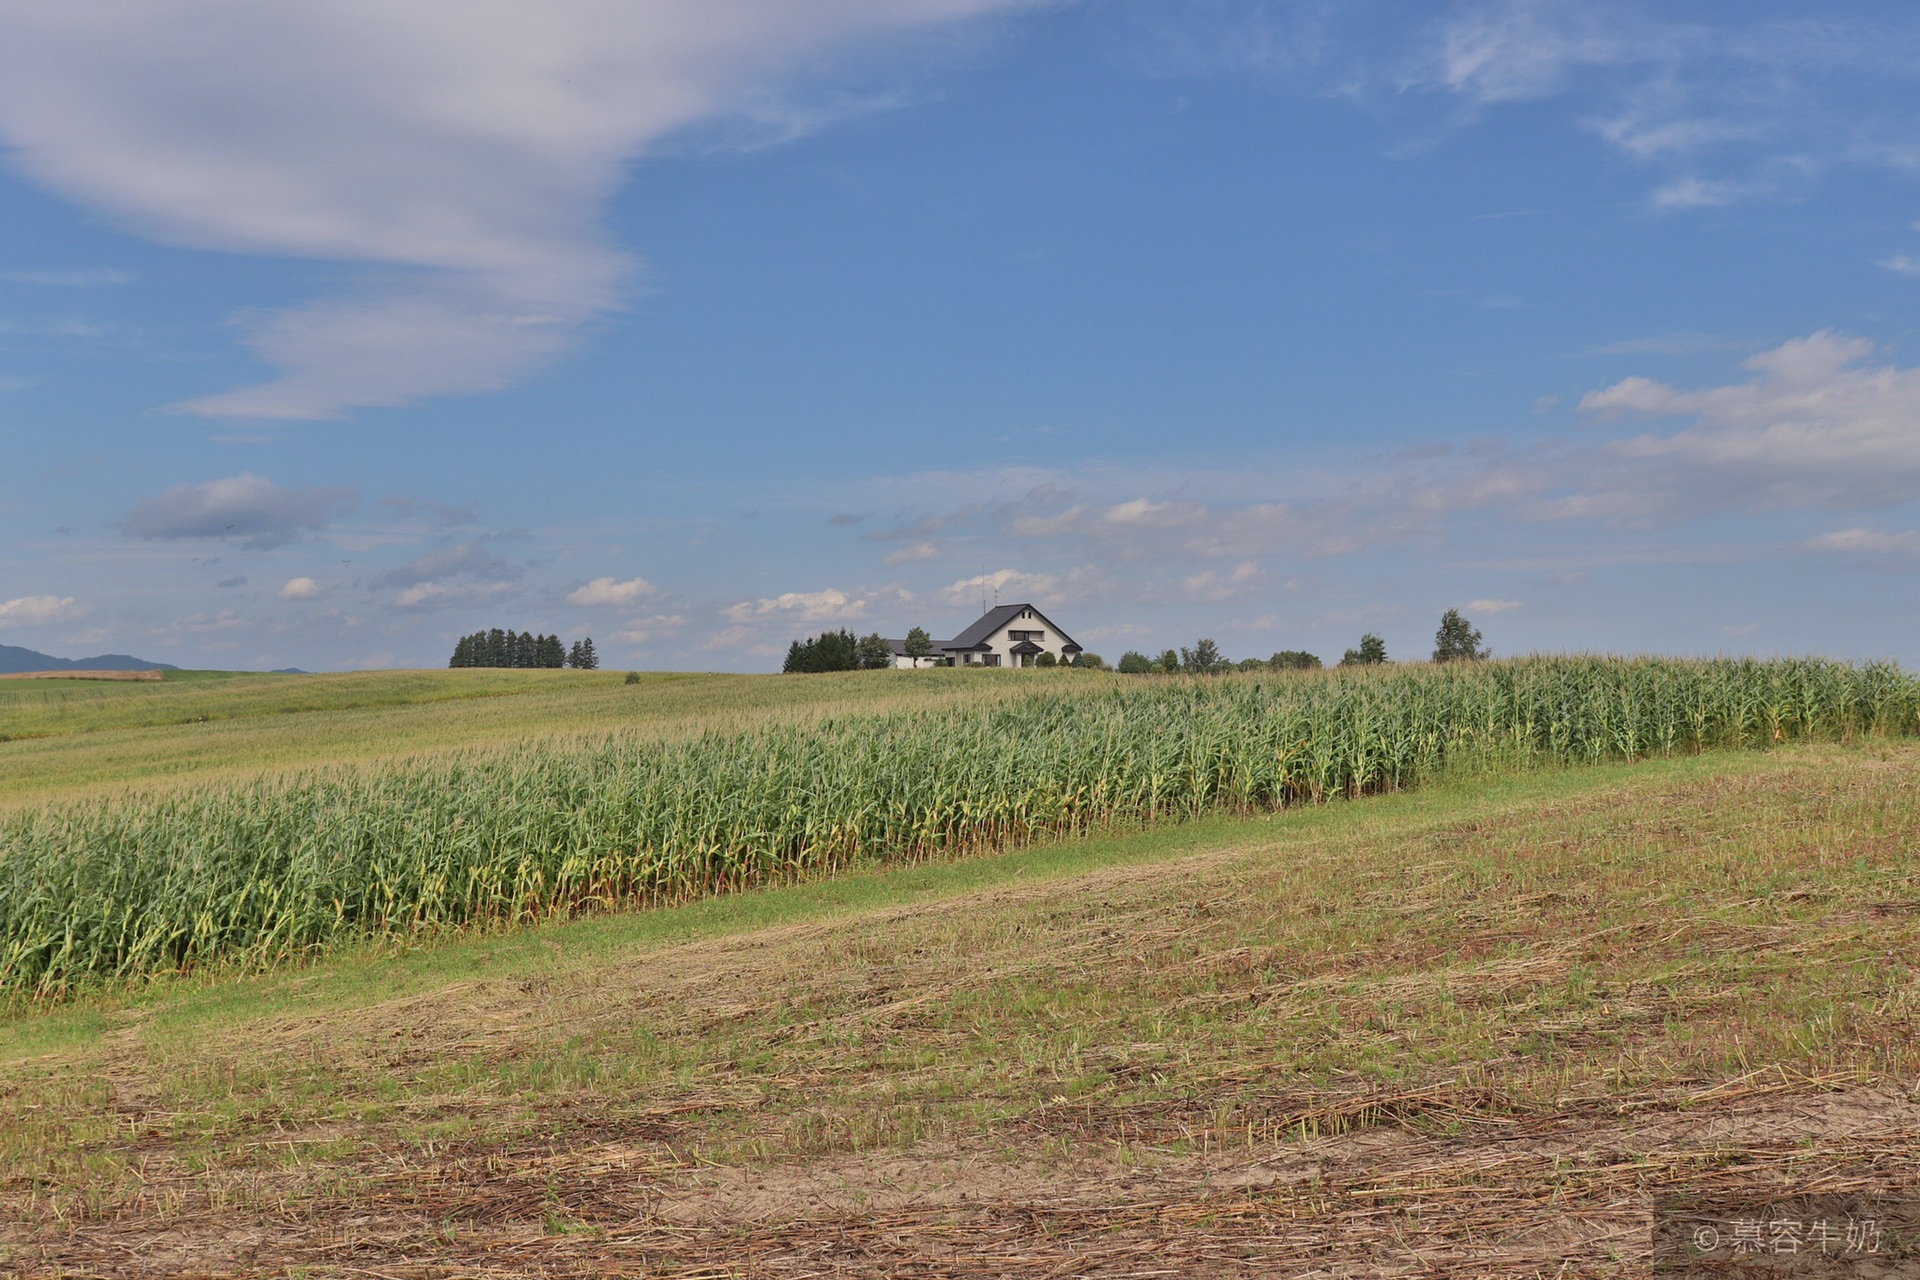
[122,472,358,549]
[1465,598,1523,614]
[936,568,1059,608]
[725,588,867,624]
[1573,331,1920,510]
[393,580,519,609]
[1877,254,1920,278]
[278,576,323,600]
[1102,498,1204,527]
[0,594,82,629]
[567,575,656,606]
[0,2,1026,419]
[1804,528,1920,556]
[882,541,941,565]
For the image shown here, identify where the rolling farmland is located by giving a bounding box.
[2,656,1913,998]
[4,659,1920,1277]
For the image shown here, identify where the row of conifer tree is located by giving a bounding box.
[448,629,597,669]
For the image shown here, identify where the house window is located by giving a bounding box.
[981,653,1001,667]
[1007,629,1045,641]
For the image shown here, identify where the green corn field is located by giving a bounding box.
[2,655,1915,999]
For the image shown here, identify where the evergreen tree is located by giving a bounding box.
[1340,633,1388,666]
[543,634,566,668]
[782,629,860,672]
[857,632,893,670]
[486,628,506,668]
[576,637,598,670]
[449,635,470,668]
[1432,609,1488,663]
[1155,649,1181,674]
[567,640,584,668]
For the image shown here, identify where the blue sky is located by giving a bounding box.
[3,0,1920,671]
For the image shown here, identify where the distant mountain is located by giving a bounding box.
[0,643,178,675]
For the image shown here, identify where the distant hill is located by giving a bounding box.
[0,643,178,675]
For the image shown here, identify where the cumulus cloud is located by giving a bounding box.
[122,473,357,549]
[278,576,323,600]
[725,588,867,624]
[1574,331,1920,510]
[0,594,82,629]
[0,2,1025,419]
[567,575,657,606]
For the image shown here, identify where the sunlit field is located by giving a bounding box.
[3,656,1911,1000]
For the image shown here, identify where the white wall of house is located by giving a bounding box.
[891,654,943,669]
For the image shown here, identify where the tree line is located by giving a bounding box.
[783,626,1108,673]
[449,629,598,669]
[1115,609,1488,675]
[782,609,1489,677]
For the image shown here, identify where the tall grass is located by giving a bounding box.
[2,656,1914,999]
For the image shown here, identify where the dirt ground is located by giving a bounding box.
[15,1084,1920,1277]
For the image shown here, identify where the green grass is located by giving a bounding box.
[0,666,1056,808]
[4,656,1913,998]
[2,742,1916,1271]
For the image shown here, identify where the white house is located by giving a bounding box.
[888,603,1082,669]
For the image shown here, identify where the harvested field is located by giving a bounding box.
[4,742,1918,1276]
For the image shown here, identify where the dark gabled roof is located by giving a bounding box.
[937,602,1078,652]
[885,637,947,657]
[941,603,1027,650]
[1009,639,1043,655]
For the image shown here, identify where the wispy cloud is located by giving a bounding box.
[0,2,1028,419]
[376,540,523,609]
[1419,4,1920,210]
[0,267,130,287]
[1805,527,1920,556]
